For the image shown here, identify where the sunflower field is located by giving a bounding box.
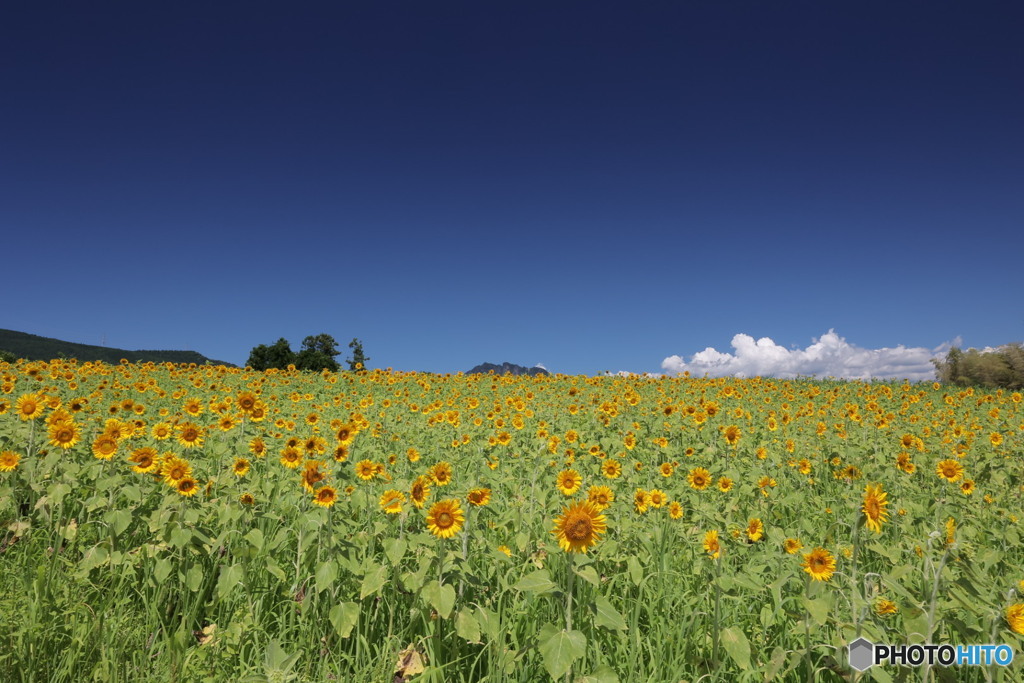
[1,360,1022,682]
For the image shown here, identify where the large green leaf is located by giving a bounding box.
[513,569,557,595]
[329,602,360,638]
[537,624,586,680]
[593,595,627,631]
[359,563,387,599]
[719,626,751,670]
[422,580,456,619]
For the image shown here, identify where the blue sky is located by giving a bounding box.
[3,1,1022,378]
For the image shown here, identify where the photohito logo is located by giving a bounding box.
[848,638,1014,671]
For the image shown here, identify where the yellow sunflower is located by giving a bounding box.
[601,459,622,479]
[47,420,81,450]
[1006,604,1024,635]
[746,518,764,543]
[128,447,159,474]
[551,500,606,553]
[688,467,711,491]
[783,538,803,555]
[91,434,118,460]
[379,489,405,514]
[556,469,582,496]
[862,483,889,534]
[16,393,45,421]
[936,459,963,482]
[429,461,453,486]
[176,477,199,497]
[668,501,683,520]
[151,422,173,440]
[703,530,721,559]
[801,547,836,582]
[0,450,21,472]
[426,499,465,539]
[314,485,338,508]
[467,487,492,507]
[354,459,377,480]
[175,422,204,449]
[232,457,251,477]
[586,485,614,510]
[410,475,432,509]
[874,599,898,617]
[648,489,667,509]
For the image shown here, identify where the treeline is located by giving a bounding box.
[246,334,369,373]
[933,343,1024,390]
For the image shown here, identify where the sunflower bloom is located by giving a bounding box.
[467,488,492,507]
[314,485,338,508]
[555,469,582,496]
[551,500,606,553]
[380,489,405,514]
[429,461,453,486]
[176,477,199,497]
[91,434,118,460]
[668,501,683,520]
[703,530,721,559]
[0,450,20,472]
[648,489,667,509]
[746,518,764,543]
[176,422,204,449]
[601,459,622,479]
[802,547,836,582]
[783,538,803,555]
[355,459,377,480]
[426,499,465,539]
[128,447,159,474]
[1006,604,1024,635]
[410,476,431,509]
[862,483,889,534]
[874,599,898,616]
[688,467,712,491]
[936,459,963,482]
[587,485,614,510]
[48,420,81,450]
[16,393,45,421]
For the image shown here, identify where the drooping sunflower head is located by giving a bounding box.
[862,483,889,533]
[551,501,606,553]
[426,499,465,539]
[783,538,803,555]
[410,476,431,508]
[467,488,492,507]
[703,530,721,559]
[379,489,405,514]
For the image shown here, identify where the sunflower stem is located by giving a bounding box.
[712,553,721,669]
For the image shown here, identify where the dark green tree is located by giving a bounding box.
[295,334,341,372]
[347,338,370,371]
[246,338,296,371]
[0,349,17,363]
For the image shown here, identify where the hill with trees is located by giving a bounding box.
[0,329,232,366]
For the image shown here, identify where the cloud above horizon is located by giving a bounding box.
[661,330,955,381]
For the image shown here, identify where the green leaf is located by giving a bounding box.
[422,580,456,619]
[153,558,172,584]
[79,544,109,573]
[627,556,643,586]
[720,626,751,670]
[538,624,586,680]
[105,509,131,537]
[384,538,407,566]
[185,565,204,592]
[574,565,600,587]
[216,563,244,600]
[577,664,619,683]
[455,608,481,643]
[593,595,627,631]
[316,559,338,594]
[329,602,360,638]
[244,527,264,551]
[764,646,787,681]
[265,558,287,583]
[476,605,500,642]
[513,569,557,595]
[802,596,828,626]
[359,563,387,599]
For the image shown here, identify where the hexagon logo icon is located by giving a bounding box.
[848,637,875,672]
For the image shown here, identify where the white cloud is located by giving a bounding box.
[534,363,548,371]
[661,330,951,381]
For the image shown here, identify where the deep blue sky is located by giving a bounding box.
[3,1,1022,376]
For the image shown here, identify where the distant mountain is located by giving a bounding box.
[466,361,550,376]
[0,329,234,366]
